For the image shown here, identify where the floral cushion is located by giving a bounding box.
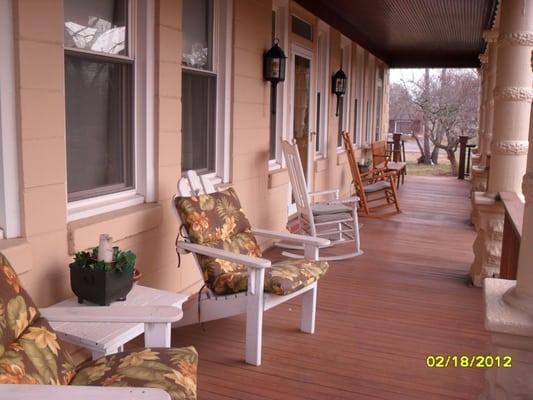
[174,188,263,295]
[265,259,329,295]
[71,346,198,400]
[0,318,76,385]
[0,253,76,385]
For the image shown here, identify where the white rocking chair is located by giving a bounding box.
[281,140,363,260]
[172,170,330,366]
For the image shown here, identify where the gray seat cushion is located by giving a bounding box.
[364,181,391,193]
[312,203,352,215]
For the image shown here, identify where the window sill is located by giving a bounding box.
[67,203,162,254]
[268,168,289,189]
[68,191,145,222]
[314,158,328,172]
[337,152,348,166]
[268,160,282,172]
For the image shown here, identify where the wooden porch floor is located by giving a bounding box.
[171,176,489,399]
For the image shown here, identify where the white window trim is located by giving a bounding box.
[375,72,384,141]
[269,0,289,170]
[353,45,364,147]
[0,0,21,239]
[287,43,315,214]
[315,21,329,159]
[214,0,232,182]
[67,0,156,222]
[337,35,351,152]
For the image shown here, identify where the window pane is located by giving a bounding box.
[291,15,312,41]
[269,87,277,160]
[65,55,133,201]
[181,71,216,173]
[375,86,383,140]
[182,0,213,70]
[337,96,344,147]
[353,98,358,144]
[64,0,128,56]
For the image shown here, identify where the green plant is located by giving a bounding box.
[71,247,136,273]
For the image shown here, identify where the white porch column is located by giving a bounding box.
[473,56,488,162]
[471,53,490,193]
[480,2,533,397]
[481,71,533,400]
[470,0,533,287]
[470,29,502,285]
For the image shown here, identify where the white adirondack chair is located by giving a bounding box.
[0,304,183,400]
[172,170,330,366]
[281,140,363,260]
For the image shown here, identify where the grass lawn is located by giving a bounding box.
[403,141,455,176]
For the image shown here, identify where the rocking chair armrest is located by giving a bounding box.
[251,228,330,247]
[314,196,359,206]
[0,384,170,400]
[309,189,340,200]
[177,241,271,269]
[41,305,182,324]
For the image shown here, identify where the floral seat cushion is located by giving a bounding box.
[174,188,329,296]
[71,346,198,400]
[265,259,329,296]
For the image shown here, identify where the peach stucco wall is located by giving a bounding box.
[1,0,389,309]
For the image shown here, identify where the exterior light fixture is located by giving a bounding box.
[264,38,287,113]
[332,67,347,116]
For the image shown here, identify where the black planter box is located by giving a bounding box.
[70,264,133,306]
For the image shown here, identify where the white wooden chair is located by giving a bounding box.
[0,252,195,400]
[281,140,363,260]
[172,170,331,366]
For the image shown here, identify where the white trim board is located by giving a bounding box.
[0,0,21,238]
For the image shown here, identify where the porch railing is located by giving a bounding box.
[499,191,524,280]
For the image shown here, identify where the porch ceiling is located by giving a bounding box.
[295,0,498,68]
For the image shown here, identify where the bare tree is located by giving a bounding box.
[395,69,480,174]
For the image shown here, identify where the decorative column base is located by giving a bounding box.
[472,152,482,168]
[480,278,533,399]
[470,193,504,287]
[471,165,489,194]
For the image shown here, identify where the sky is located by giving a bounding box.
[389,69,426,84]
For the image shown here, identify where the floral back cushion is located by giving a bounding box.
[0,253,41,349]
[174,188,263,295]
[0,253,76,385]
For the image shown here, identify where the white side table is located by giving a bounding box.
[49,285,188,360]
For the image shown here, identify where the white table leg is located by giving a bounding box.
[144,322,171,348]
[300,284,317,334]
[92,346,123,360]
[92,349,107,360]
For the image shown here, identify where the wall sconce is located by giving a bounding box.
[264,38,286,113]
[332,67,347,116]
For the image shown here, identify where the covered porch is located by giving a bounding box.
[168,176,489,399]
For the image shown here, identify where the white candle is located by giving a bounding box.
[97,234,114,263]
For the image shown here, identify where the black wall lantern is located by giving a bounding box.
[264,39,287,113]
[332,67,347,116]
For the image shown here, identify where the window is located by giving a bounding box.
[269,0,288,168]
[0,0,21,238]
[315,25,329,157]
[291,15,312,41]
[64,0,155,220]
[182,0,232,179]
[375,78,383,141]
[353,46,364,145]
